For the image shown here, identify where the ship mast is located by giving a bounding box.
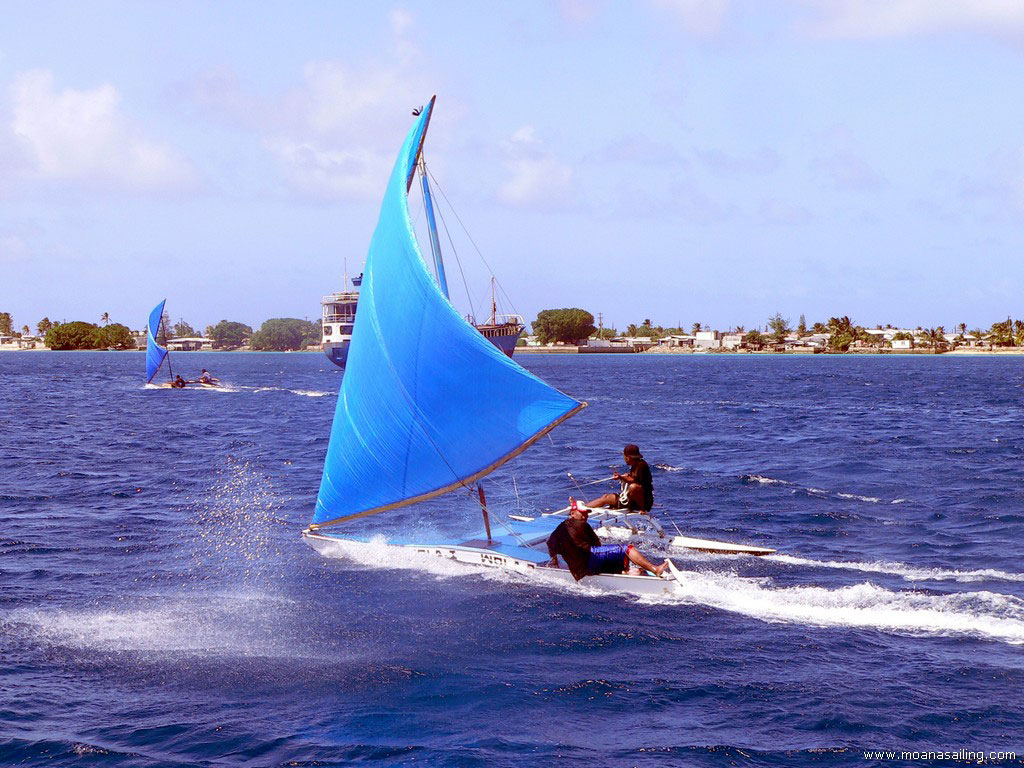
[490,276,497,325]
[406,96,449,300]
[418,155,450,299]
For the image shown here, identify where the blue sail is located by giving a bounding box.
[146,299,168,383]
[313,98,584,527]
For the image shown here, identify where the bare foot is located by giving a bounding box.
[654,561,669,577]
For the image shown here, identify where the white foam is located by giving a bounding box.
[3,592,318,658]
[311,538,1024,644]
[319,535,529,583]
[744,475,901,504]
[836,492,881,503]
[142,383,236,393]
[313,536,613,598]
[744,475,791,485]
[769,554,1024,584]
[650,568,1024,645]
[253,386,331,397]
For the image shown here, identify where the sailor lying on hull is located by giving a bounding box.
[547,499,669,580]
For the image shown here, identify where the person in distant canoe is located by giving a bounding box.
[585,443,654,514]
[546,499,668,580]
[171,375,187,388]
[198,369,219,385]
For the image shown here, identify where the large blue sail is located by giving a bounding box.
[146,299,168,383]
[313,98,584,527]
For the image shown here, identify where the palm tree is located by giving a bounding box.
[101,312,110,325]
[691,322,702,334]
[915,327,947,349]
[21,325,30,337]
[989,317,1014,346]
[626,324,639,337]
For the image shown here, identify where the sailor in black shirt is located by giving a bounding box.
[546,501,668,581]
[585,443,654,513]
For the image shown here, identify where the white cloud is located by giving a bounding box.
[558,0,604,26]
[796,0,1024,39]
[262,60,431,200]
[652,0,730,36]
[669,183,735,223]
[9,69,196,191]
[696,147,780,176]
[389,7,414,36]
[589,134,685,167]
[760,198,812,224]
[259,10,437,201]
[264,138,389,200]
[172,67,261,129]
[496,125,574,209]
[808,126,886,191]
[811,149,885,190]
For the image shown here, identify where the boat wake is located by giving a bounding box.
[767,553,1024,584]
[141,383,236,393]
[644,567,1024,646]
[312,537,1024,645]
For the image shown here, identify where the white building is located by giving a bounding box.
[694,330,721,349]
[658,334,695,348]
[721,332,745,349]
[167,336,214,351]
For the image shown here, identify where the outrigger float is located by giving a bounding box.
[302,97,773,596]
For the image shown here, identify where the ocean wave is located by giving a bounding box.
[836,492,881,503]
[252,386,331,397]
[767,554,1024,584]
[741,474,792,486]
[742,475,900,504]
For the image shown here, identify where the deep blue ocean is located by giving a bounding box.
[2,351,1023,767]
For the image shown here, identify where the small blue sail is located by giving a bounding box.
[314,98,584,527]
[146,299,168,383]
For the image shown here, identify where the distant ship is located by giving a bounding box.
[321,273,360,367]
[468,277,524,357]
[321,273,523,368]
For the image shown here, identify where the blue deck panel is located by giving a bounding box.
[319,515,560,564]
[458,516,560,563]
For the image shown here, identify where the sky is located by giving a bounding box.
[2,0,1024,334]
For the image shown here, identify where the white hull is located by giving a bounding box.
[301,531,679,597]
[669,534,775,556]
[551,506,775,556]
